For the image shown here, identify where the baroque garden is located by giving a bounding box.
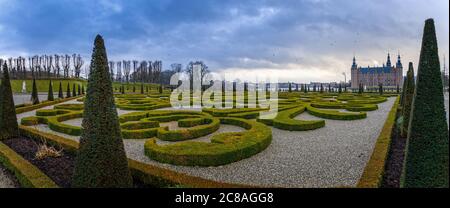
[0,19,448,188]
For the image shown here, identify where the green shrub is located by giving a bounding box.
[401,62,415,137]
[47,79,54,101]
[145,117,272,166]
[72,35,133,188]
[258,106,325,131]
[157,117,220,141]
[402,19,449,188]
[54,103,84,111]
[0,63,19,140]
[31,78,40,105]
[306,105,366,120]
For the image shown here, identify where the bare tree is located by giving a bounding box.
[185,61,209,88]
[54,55,61,78]
[43,55,53,78]
[171,63,182,73]
[123,60,131,83]
[132,60,138,82]
[73,54,84,78]
[109,61,115,81]
[116,61,122,82]
[61,55,71,78]
[28,57,34,78]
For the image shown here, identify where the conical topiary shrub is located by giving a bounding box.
[401,62,415,137]
[47,79,54,101]
[140,83,144,94]
[81,85,85,94]
[72,35,133,188]
[72,83,76,97]
[159,84,163,94]
[78,84,81,96]
[379,83,383,95]
[402,19,449,188]
[400,77,407,106]
[0,63,19,140]
[31,78,40,105]
[58,82,64,99]
[66,83,71,98]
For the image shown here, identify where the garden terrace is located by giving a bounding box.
[11,92,398,187]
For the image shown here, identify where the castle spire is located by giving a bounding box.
[352,56,357,69]
[396,52,402,68]
[386,53,392,67]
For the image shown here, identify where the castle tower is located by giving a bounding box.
[386,53,392,68]
[351,56,358,88]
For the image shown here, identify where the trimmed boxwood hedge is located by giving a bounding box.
[54,103,84,111]
[0,141,58,188]
[19,125,254,188]
[157,117,220,141]
[345,104,378,112]
[306,105,366,120]
[15,96,82,114]
[119,110,221,141]
[258,106,325,131]
[357,96,399,188]
[145,117,272,166]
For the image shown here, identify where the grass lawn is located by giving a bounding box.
[3,79,161,93]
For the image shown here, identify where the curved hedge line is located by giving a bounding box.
[0,142,58,188]
[15,96,82,114]
[19,125,254,187]
[115,96,171,110]
[306,105,366,120]
[54,103,84,110]
[357,96,399,188]
[258,106,325,131]
[145,117,272,166]
[119,110,221,141]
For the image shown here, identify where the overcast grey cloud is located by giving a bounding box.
[0,0,448,82]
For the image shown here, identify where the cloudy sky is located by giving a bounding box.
[0,0,448,82]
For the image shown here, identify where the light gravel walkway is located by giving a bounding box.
[15,96,397,187]
[0,165,19,188]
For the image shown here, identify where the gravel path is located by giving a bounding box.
[13,93,59,106]
[0,164,20,188]
[15,96,396,187]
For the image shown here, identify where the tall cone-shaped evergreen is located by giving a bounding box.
[31,78,39,104]
[140,83,144,94]
[402,19,449,188]
[400,77,407,106]
[58,82,64,99]
[378,83,383,95]
[81,85,85,94]
[47,79,54,101]
[66,83,71,98]
[78,84,81,96]
[0,63,19,140]
[159,84,163,94]
[72,35,132,188]
[401,62,415,137]
[72,83,76,97]
[132,85,136,93]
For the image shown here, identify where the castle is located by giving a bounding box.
[350,53,403,89]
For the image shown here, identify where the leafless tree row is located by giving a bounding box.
[0,54,84,79]
[108,60,163,84]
